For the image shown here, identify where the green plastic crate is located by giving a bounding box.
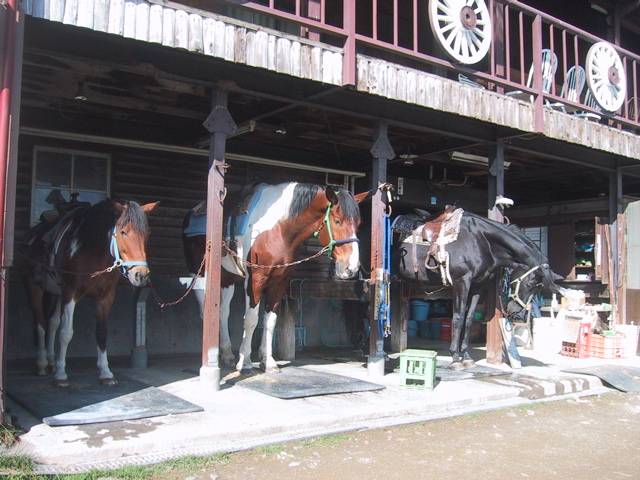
[399,349,437,390]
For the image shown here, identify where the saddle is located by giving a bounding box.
[399,205,464,285]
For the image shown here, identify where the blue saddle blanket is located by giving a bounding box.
[184,185,266,238]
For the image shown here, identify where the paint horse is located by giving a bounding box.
[22,198,158,386]
[183,182,367,373]
[396,206,563,370]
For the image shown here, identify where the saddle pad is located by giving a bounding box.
[184,214,207,237]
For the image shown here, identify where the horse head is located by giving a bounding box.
[110,200,159,287]
[317,187,368,280]
[505,263,563,320]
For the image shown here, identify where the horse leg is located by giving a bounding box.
[53,299,76,387]
[449,279,471,371]
[525,309,534,350]
[45,296,61,374]
[259,310,279,374]
[95,291,117,386]
[461,293,480,369]
[236,303,260,373]
[220,284,235,367]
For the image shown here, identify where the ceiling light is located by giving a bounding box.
[450,151,510,169]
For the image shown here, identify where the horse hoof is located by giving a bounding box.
[221,356,236,367]
[53,379,69,388]
[462,360,476,369]
[262,365,280,374]
[449,362,465,371]
[100,377,118,386]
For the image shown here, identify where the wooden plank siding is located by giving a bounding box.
[21,1,640,159]
[22,0,344,86]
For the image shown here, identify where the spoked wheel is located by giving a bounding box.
[586,41,627,112]
[428,0,492,65]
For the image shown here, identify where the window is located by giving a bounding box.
[523,227,549,257]
[31,147,110,224]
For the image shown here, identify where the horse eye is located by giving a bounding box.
[120,230,128,236]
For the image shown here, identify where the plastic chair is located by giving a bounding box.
[458,74,486,89]
[547,65,586,113]
[574,88,602,122]
[507,49,558,102]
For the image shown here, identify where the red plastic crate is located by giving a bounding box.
[560,322,591,358]
[440,318,452,342]
[591,334,626,359]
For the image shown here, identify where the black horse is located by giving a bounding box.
[396,206,563,370]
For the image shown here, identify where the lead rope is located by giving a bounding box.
[378,186,393,338]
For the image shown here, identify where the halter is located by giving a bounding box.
[109,226,149,277]
[314,202,359,257]
[508,264,543,309]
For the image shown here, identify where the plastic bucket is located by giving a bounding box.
[430,320,442,340]
[410,301,430,321]
[407,320,419,337]
[419,321,431,338]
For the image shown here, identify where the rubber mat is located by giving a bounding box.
[436,363,510,381]
[7,373,203,426]
[562,365,640,393]
[230,366,385,399]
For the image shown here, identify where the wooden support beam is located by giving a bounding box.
[368,120,395,377]
[486,140,505,365]
[201,87,236,391]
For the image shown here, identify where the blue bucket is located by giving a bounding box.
[429,320,442,340]
[410,301,430,321]
[419,321,431,338]
[408,320,419,337]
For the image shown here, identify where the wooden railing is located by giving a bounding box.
[220,0,639,133]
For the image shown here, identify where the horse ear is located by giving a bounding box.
[108,199,126,216]
[141,202,160,214]
[353,191,371,203]
[325,187,340,204]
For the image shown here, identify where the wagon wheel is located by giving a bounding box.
[428,0,492,65]
[586,42,627,112]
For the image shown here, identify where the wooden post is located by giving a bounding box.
[278,297,297,360]
[486,140,505,365]
[201,88,236,391]
[368,120,395,377]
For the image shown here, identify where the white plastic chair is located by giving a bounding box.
[574,88,602,122]
[507,49,558,102]
[547,65,586,113]
[458,74,486,89]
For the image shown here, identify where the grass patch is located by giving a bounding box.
[0,455,36,476]
[295,433,350,449]
[0,422,23,447]
[254,444,285,455]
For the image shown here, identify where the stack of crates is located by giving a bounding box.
[560,321,591,358]
[399,349,437,391]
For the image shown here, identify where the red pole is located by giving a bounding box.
[0,0,18,424]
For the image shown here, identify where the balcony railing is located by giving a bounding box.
[220,0,639,133]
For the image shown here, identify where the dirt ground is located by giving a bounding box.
[153,390,640,480]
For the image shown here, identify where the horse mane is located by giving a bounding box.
[117,200,150,240]
[288,184,361,224]
[464,211,546,265]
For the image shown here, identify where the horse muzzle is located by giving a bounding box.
[128,266,150,287]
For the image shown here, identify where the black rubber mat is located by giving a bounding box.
[230,366,385,399]
[7,373,203,426]
[562,365,640,393]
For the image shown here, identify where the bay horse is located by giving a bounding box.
[22,198,158,387]
[183,182,368,373]
[396,206,563,370]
